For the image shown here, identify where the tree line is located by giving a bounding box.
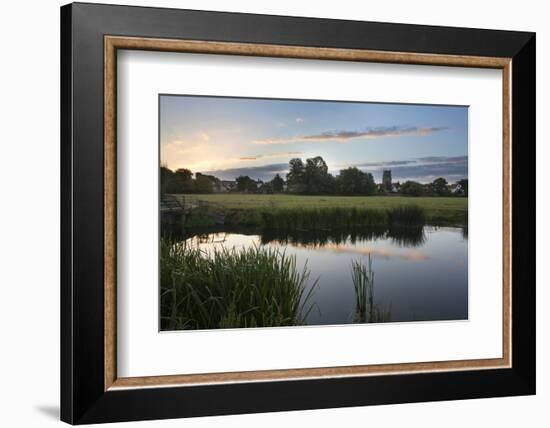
[286,156,377,195]
[160,167,214,195]
[161,156,467,197]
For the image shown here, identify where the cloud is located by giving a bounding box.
[289,242,430,261]
[302,126,448,141]
[355,155,468,184]
[204,155,467,183]
[352,156,467,170]
[203,163,289,182]
[386,162,467,181]
[417,155,467,163]
[354,160,417,168]
[202,155,467,183]
[295,117,304,123]
[238,151,303,161]
[253,126,448,145]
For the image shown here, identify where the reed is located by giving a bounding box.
[160,239,317,330]
[386,205,427,247]
[177,202,435,233]
[387,205,426,227]
[351,257,391,323]
[462,210,469,240]
[260,207,388,231]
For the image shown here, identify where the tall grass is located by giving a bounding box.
[260,205,426,232]
[462,210,468,240]
[260,207,388,231]
[176,202,436,232]
[351,257,391,323]
[386,205,426,247]
[160,239,317,330]
[258,205,426,248]
[387,205,426,227]
[181,194,468,227]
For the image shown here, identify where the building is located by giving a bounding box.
[382,170,392,191]
[220,180,236,192]
[391,182,400,193]
[450,182,466,196]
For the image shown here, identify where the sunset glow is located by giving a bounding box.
[160,95,468,183]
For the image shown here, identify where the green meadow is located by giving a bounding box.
[175,194,468,227]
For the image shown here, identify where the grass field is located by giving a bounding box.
[186,193,465,210]
[178,194,467,226]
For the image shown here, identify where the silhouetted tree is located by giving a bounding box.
[456,178,468,196]
[259,182,274,194]
[400,180,425,196]
[236,175,258,193]
[160,166,174,197]
[175,168,192,181]
[194,173,214,193]
[175,168,195,193]
[160,166,193,195]
[324,173,338,195]
[286,158,305,193]
[337,167,377,195]
[270,174,285,193]
[431,177,450,196]
[304,156,330,194]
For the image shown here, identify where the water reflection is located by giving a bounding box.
[175,225,426,248]
[387,225,426,247]
[177,225,468,325]
[261,226,427,248]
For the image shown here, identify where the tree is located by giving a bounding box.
[236,175,257,193]
[304,156,330,194]
[431,177,450,196]
[337,167,377,195]
[194,174,213,193]
[337,167,360,195]
[286,158,305,193]
[160,166,173,196]
[400,180,424,196]
[160,166,191,195]
[362,172,377,195]
[324,173,337,195]
[456,178,468,196]
[175,168,195,193]
[259,182,273,194]
[175,168,192,181]
[270,174,285,193]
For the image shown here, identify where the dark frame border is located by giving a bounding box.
[104,35,512,390]
[61,2,535,424]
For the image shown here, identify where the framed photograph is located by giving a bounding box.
[61,2,535,424]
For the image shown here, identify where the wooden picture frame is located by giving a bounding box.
[61,2,535,424]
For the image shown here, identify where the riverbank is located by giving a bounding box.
[164,225,468,328]
[170,194,468,228]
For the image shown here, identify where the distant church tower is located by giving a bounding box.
[382,170,392,191]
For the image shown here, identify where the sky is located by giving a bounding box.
[160,95,468,184]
